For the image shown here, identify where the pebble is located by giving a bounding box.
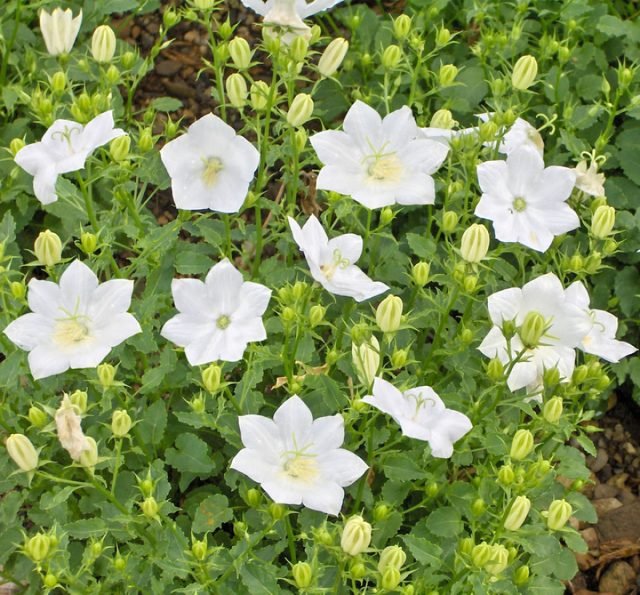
[599,560,636,595]
[594,484,619,499]
[580,527,599,551]
[592,497,623,517]
[589,448,609,473]
[156,60,183,76]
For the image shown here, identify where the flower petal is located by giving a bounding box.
[230,448,279,483]
[301,481,345,515]
[4,313,54,350]
[171,278,212,317]
[317,449,368,487]
[310,415,344,452]
[273,395,314,446]
[205,260,244,316]
[28,344,70,380]
[59,260,99,312]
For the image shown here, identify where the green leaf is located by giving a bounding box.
[527,576,565,595]
[166,433,215,474]
[567,492,597,524]
[240,561,284,594]
[41,486,80,510]
[151,97,183,112]
[406,233,436,260]
[383,453,425,482]
[174,245,215,275]
[64,518,107,538]
[402,534,443,568]
[192,494,233,534]
[138,399,168,446]
[426,506,463,538]
[555,445,590,480]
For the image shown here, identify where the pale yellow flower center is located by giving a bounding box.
[513,197,527,212]
[54,317,90,346]
[201,157,224,187]
[283,453,319,483]
[216,314,231,330]
[320,249,350,281]
[366,153,403,182]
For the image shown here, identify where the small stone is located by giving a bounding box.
[580,527,599,551]
[623,442,637,455]
[608,473,629,489]
[599,560,636,595]
[156,60,183,76]
[594,484,619,499]
[589,448,609,473]
[618,490,637,505]
[592,498,623,518]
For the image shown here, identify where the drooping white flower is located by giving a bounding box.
[574,159,605,197]
[363,378,472,458]
[478,114,544,156]
[478,273,592,392]
[475,146,578,252]
[4,260,141,380]
[310,101,449,209]
[14,111,125,205]
[288,215,388,302]
[55,394,90,461]
[241,0,343,42]
[40,7,82,56]
[564,281,636,362]
[160,114,259,213]
[230,395,368,515]
[161,259,271,365]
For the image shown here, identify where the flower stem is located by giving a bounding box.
[284,514,297,563]
[111,438,123,495]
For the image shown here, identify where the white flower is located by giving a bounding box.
[55,395,90,461]
[14,111,125,205]
[363,378,472,458]
[288,215,388,302]
[564,281,636,362]
[230,395,368,515]
[240,0,343,42]
[574,160,605,197]
[310,101,449,209]
[40,7,82,56]
[479,114,544,156]
[160,114,259,213]
[4,260,141,380]
[478,273,592,392]
[475,146,578,252]
[161,259,271,365]
[418,125,477,147]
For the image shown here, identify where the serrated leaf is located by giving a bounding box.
[426,506,463,538]
[166,433,215,474]
[138,399,168,446]
[406,233,436,260]
[192,494,233,534]
[41,486,80,510]
[64,518,107,538]
[383,453,425,481]
[151,97,183,112]
[402,534,443,568]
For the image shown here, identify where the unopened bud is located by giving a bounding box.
[485,544,509,575]
[112,409,132,437]
[381,567,401,590]
[591,205,615,239]
[441,210,459,233]
[382,45,402,69]
[543,396,563,423]
[6,434,39,472]
[393,15,412,40]
[352,336,380,388]
[439,64,458,87]
[24,533,50,562]
[341,515,371,556]
[380,207,394,225]
[191,538,208,561]
[519,311,546,348]
[228,37,251,70]
[463,275,478,293]
[512,55,538,90]
[162,9,179,30]
[435,27,451,46]
[34,230,62,266]
[504,496,531,531]
[292,561,312,589]
[51,71,66,94]
[70,389,87,413]
[92,25,116,63]
[573,364,589,384]
[412,262,430,286]
[141,496,159,519]
[514,565,530,585]
[471,542,491,568]
[226,73,248,108]
[79,436,98,469]
[28,405,47,428]
[546,499,572,530]
[309,304,325,328]
[10,281,25,300]
[250,80,270,111]
[378,545,406,573]
[290,36,308,63]
[350,560,366,579]
[510,429,534,460]
[461,224,490,263]
[543,366,561,386]
[318,37,349,78]
[498,464,515,485]
[376,295,403,333]
[487,357,504,381]
[80,231,98,254]
[10,138,25,156]
[97,363,116,388]
[268,502,286,520]
[472,498,486,516]
[246,487,261,508]
[287,94,314,127]
[138,128,154,152]
[110,135,130,162]
[390,348,408,369]
[430,109,455,130]
[202,363,221,393]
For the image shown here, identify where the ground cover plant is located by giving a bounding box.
[0,0,639,593]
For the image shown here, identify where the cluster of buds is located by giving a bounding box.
[471,542,509,576]
[378,545,407,590]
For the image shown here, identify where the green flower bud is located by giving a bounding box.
[472,498,486,517]
[380,206,394,225]
[373,502,391,521]
[228,37,251,69]
[463,275,478,293]
[105,64,120,84]
[233,520,247,538]
[381,567,401,591]
[376,295,403,333]
[318,38,348,78]
[459,537,475,556]
[425,481,439,497]
[202,363,222,393]
[138,128,154,153]
[292,281,307,300]
[350,560,366,579]
[584,252,602,274]
[441,210,459,233]
[487,357,504,381]
[543,396,563,423]
[618,66,634,88]
[269,502,286,520]
[402,586,415,595]
[79,436,98,470]
[292,561,313,589]
[191,537,208,561]
[141,496,159,520]
[43,573,58,588]
[519,311,546,348]
[9,137,25,156]
[393,15,412,40]
[543,366,561,386]
[597,373,611,390]
[80,231,98,255]
[514,565,530,585]
[6,434,39,472]
[591,205,615,239]
[439,64,459,87]
[498,464,515,485]
[435,26,451,46]
[246,487,261,508]
[510,429,534,460]
[10,281,25,300]
[294,129,307,152]
[97,363,116,388]
[512,55,538,90]
[352,336,380,388]
[51,71,66,94]
[110,135,130,162]
[460,327,474,344]
[287,94,314,127]
[461,224,490,263]
[281,306,296,324]
[558,46,571,63]
[139,477,154,497]
[390,348,408,369]
[112,409,132,437]
[192,0,216,8]
[217,18,233,40]
[89,539,103,557]
[314,526,333,546]
[69,389,87,413]
[504,496,531,531]
[485,544,509,575]
[28,405,48,428]
[378,545,406,573]
[341,515,372,556]
[34,230,62,266]
[382,45,402,69]
[226,73,248,108]
[430,109,455,130]
[162,9,179,29]
[471,542,491,568]
[24,533,50,562]
[250,80,270,111]
[113,554,126,570]
[92,25,117,63]
[412,262,430,286]
[546,499,572,530]
[77,92,92,113]
[289,36,308,63]
[479,120,499,143]
[309,304,325,328]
